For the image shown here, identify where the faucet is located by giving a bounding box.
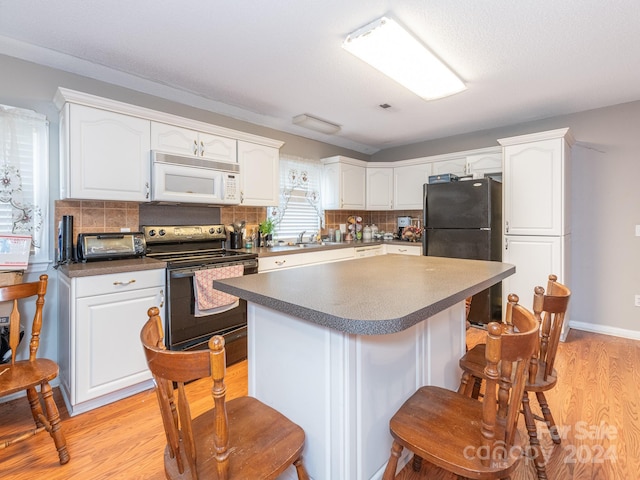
[309,231,319,243]
[297,230,306,243]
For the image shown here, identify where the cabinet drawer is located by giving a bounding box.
[384,244,422,256]
[259,248,355,272]
[74,269,165,297]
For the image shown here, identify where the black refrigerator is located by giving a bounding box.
[422,178,502,325]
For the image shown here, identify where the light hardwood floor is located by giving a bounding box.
[1,328,638,479]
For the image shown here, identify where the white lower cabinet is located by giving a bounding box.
[502,235,569,314]
[58,269,166,416]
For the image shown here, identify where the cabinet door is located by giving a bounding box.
[394,163,431,210]
[151,122,199,156]
[502,235,567,313]
[198,132,237,162]
[366,168,393,210]
[67,104,151,201]
[430,157,467,177]
[503,138,567,236]
[75,285,164,403]
[151,122,237,162]
[237,141,279,206]
[322,163,340,209]
[341,163,366,209]
[466,152,502,178]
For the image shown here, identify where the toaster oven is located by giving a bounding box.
[76,232,146,262]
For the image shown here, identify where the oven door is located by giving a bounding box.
[165,260,256,364]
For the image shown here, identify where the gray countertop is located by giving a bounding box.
[58,257,167,278]
[215,255,514,335]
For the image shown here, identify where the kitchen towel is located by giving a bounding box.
[193,265,244,317]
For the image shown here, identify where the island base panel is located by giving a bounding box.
[247,301,465,480]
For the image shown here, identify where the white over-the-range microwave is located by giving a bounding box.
[151,151,241,205]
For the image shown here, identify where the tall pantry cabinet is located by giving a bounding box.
[498,128,574,333]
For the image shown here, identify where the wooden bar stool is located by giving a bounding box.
[140,307,309,480]
[382,293,539,480]
[458,275,571,479]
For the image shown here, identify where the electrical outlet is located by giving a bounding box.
[635,295,640,307]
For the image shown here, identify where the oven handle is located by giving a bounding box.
[169,260,258,278]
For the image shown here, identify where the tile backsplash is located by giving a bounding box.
[55,200,140,241]
[324,209,422,237]
[54,200,421,245]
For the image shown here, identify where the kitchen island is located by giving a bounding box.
[215,255,514,480]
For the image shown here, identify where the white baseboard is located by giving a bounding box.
[568,321,640,341]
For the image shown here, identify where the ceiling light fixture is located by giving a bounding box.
[292,114,341,135]
[342,16,466,100]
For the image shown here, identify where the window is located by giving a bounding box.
[268,155,324,242]
[0,105,49,271]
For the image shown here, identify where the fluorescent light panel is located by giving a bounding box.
[343,16,466,100]
[292,114,341,134]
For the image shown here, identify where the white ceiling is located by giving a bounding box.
[1,1,640,155]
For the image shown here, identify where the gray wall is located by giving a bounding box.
[1,52,639,367]
[373,101,640,337]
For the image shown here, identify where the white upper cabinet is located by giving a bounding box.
[499,128,573,236]
[237,141,280,206]
[366,167,393,210]
[61,103,151,202]
[393,163,431,210]
[465,152,502,178]
[430,157,467,178]
[321,156,366,210]
[151,122,237,162]
[55,88,284,205]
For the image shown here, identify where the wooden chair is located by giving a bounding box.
[458,275,571,479]
[0,274,70,464]
[382,293,539,480]
[140,307,309,480]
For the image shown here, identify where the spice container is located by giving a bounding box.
[363,225,372,241]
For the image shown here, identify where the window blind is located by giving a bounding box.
[0,105,49,269]
[269,155,324,242]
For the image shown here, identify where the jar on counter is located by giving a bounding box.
[363,225,372,241]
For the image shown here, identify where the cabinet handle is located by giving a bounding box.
[240,191,244,203]
[200,140,204,156]
[145,182,150,199]
[193,139,198,156]
[113,279,136,286]
[275,260,286,266]
[398,248,407,252]
[505,238,509,250]
[159,289,165,308]
[505,220,509,233]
